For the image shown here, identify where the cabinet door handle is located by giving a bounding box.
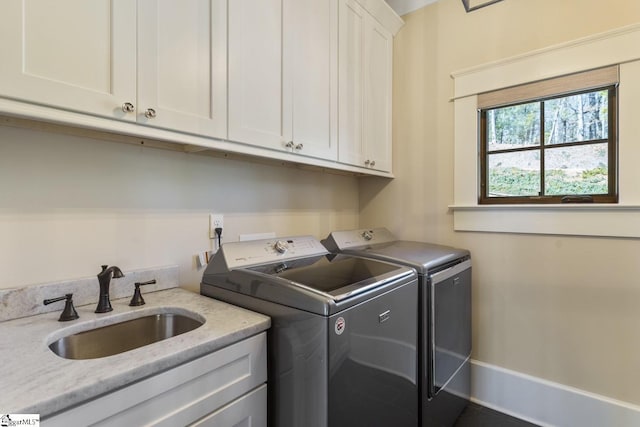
[285,141,294,148]
[294,143,303,151]
[370,160,376,167]
[121,102,135,113]
[364,160,370,166]
[144,108,157,119]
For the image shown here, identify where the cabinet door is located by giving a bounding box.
[338,0,395,173]
[228,0,284,150]
[137,0,227,139]
[0,0,136,121]
[283,0,338,161]
[338,0,367,167]
[190,384,267,427]
[43,333,267,427]
[364,17,393,172]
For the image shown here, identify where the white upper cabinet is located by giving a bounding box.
[0,0,400,176]
[283,0,338,160]
[0,0,226,139]
[228,0,283,149]
[137,0,227,139]
[0,0,136,121]
[338,0,400,173]
[338,0,366,169]
[229,0,338,161]
[364,16,394,173]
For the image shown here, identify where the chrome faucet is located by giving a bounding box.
[95,265,125,313]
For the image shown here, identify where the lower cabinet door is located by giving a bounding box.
[191,384,267,427]
[43,333,267,427]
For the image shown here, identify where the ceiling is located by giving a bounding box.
[385,0,438,16]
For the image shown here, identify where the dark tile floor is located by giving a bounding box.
[454,403,540,427]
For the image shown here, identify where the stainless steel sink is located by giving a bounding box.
[49,313,204,360]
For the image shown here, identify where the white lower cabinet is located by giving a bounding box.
[43,333,267,427]
[191,384,266,427]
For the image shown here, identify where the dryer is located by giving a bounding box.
[323,228,471,427]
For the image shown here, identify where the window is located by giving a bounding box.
[478,66,618,204]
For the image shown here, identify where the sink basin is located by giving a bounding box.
[49,313,204,360]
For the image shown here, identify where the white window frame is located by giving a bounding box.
[449,24,640,237]
[450,23,640,238]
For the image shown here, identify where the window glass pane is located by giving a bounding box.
[544,90,608,145]
[544,143,608,195]
[488,151,540,197]
[486,102,540,151]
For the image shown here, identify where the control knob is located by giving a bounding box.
[274,240,289,254]
[361,230,373,241]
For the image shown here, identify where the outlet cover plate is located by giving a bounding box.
[209,213,224,239]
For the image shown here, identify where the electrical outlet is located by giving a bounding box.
[209,213,224,239]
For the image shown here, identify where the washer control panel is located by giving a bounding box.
[223,235,329,269]
[273,240,289,254]
[323,227,396,249]
[361,230,374,241]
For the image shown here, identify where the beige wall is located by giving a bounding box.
[0,125,359,292]
[360,0,640,404]
[4,0,640,407]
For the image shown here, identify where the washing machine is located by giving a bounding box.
[200,235,419,427]
[323,228,471,427]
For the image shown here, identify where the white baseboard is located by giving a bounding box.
[470,359,640,427]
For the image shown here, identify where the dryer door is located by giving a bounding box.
[430,260,472,397]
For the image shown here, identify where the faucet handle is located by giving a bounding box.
[129,279,157,306]
[44,293,79,322]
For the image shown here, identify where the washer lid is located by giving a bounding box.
[322,228,470,274]
[245,254,413,301]
[202,235,417,315]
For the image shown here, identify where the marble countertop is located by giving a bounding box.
[0,288,270,417]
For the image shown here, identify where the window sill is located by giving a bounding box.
[449,204,640,237]
[450,204,640,210]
